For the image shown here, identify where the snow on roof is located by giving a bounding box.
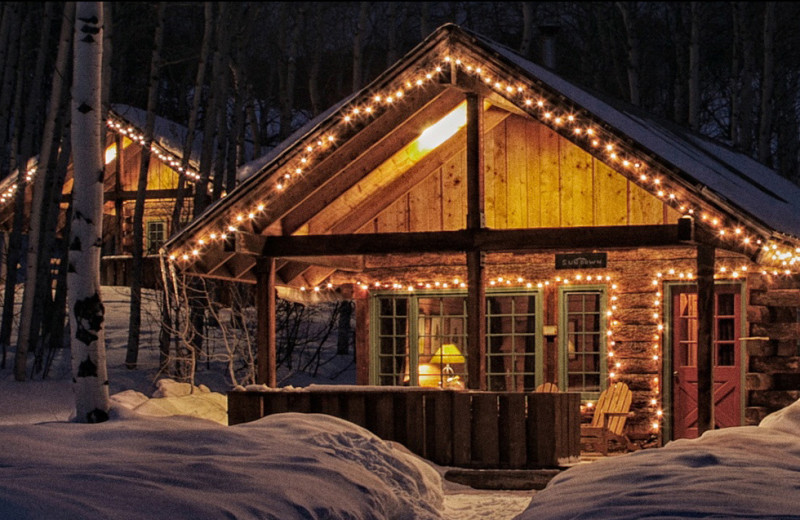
[469,28,800,238]
[110,104,203,168]
[171,23,800,256]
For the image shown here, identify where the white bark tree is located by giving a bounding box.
[69,1,109,423]
[17,1,75,380]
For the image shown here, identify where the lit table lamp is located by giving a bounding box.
[432,343,465,388]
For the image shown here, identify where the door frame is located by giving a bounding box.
[662,280,747,442]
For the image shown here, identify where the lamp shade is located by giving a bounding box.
[432,343,465,365]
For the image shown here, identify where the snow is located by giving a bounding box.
[0,286,531,520]
[5,288,800,519]
[110,104,204,169]
[519,400,800,519]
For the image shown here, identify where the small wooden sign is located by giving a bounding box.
[555,252,607,270]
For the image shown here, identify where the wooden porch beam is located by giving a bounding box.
[277,256,364,285]
[239,224,693,258]
[104,188,191,201]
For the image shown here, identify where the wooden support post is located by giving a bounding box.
[467,251,486,389]
[696,243,715,435]
[256,257,277,387]
[354,285,370,385]
[466,92,485,389]
[114,133,124,255]
[466,94,484,230]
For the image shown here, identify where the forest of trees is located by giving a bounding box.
[0,2,798,407]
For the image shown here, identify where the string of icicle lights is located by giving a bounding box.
[0,116,201,211]
[167,51,800,267]
[105,116,201,182]
[295,261,792,434]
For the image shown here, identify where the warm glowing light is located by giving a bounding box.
[417,102,467,151]
[104,144,117,165]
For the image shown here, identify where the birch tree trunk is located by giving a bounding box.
[211,3,232,201]
[17,1,73,379]
[733,1,755,152]
[352,2,368,92]
[69,1,110,423]
[194,3,219,216]
[171,1,213,233]
[36,101,71,374]
[670,4,688,125]
[385,2,399,66]
[617,2,641,106]
[245,88,261,160]
[0,3,21,173]
[0,10,30,371]
[688,2,701,131]
[278,3,301,141]
[757,1,776,164]
[42,116,72,377]
[0,4,11,79]
[126,2,165,369]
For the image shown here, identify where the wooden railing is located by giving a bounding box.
[228,387,581,469]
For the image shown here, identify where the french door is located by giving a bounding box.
[671,284,742,439]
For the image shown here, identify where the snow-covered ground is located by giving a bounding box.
[0,286,532,520]
[519,402,800,519]
[4,286,800,518]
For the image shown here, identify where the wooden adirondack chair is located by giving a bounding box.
[535,382,559,393]
[581,382,636,455]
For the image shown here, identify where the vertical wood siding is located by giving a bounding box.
[367,113,673,233]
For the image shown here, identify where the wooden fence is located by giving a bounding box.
[228,388,581,469]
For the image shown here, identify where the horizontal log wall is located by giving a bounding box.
[745,273,800,424]
[342,248,759,441]
[228,389,581,469]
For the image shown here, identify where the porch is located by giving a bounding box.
[228,386,581,470]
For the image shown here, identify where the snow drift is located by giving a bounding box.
[0,409,443,520]
[517,399,800,519]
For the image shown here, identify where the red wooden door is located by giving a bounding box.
[672,285,741,439]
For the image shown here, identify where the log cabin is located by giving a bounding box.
[165,24,800,445]
[0,104,199,287]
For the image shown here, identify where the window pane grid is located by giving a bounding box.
[417,296,468,388]
[486,294,537,391]
[565,291,603,394]
[376,297,409,385]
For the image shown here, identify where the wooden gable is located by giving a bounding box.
[291,106,681,238]
[168,24,782,285]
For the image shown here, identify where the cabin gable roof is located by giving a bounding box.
[166,24,800,280]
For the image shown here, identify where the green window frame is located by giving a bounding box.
[373,296,411,386]
[486,292,542,391]
[370,289,542,390]
[558,286,607,400]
